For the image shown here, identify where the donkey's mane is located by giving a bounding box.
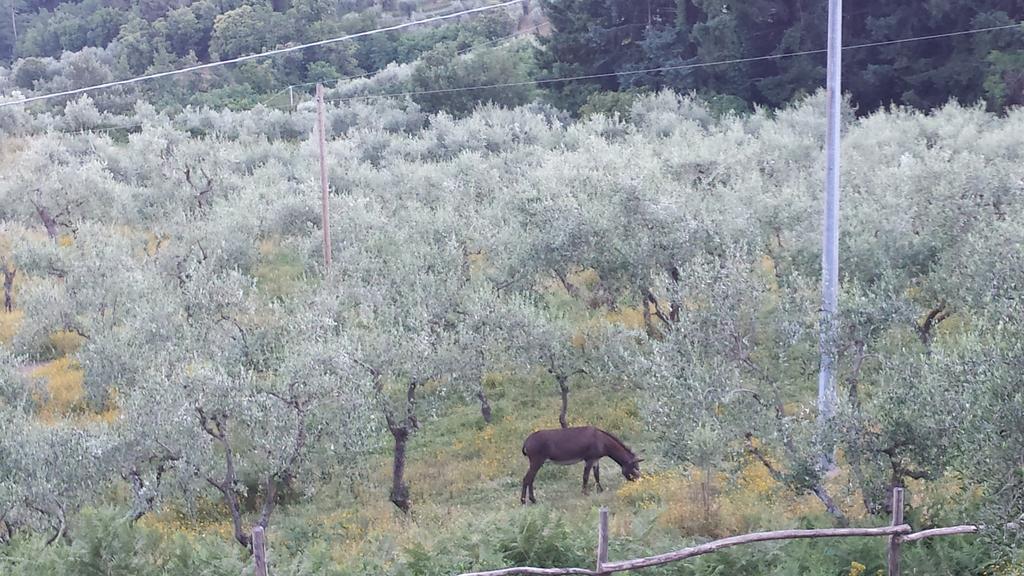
[598,428,633,456]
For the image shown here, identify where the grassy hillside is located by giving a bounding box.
[2,95,1022,576]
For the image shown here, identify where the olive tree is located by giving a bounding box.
[933,214,1024,534]
[115,268,372,547]
[0,345,113,545]
[641,248,850,523]
[326,220,465,513]
[1,125,377,546]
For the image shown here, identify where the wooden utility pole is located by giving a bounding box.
[316,83,332,269]
[818,0,843,468]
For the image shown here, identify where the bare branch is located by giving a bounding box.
[552,268,579,298]
[744,432,786,484]
[918,303,951,346]
[352,358,383,387]
[197,408,224,440]
[643,288,673,329]
[205,476,226,494]
[218,314,250,358]
[31,200,60,240]
[185,165,215,209]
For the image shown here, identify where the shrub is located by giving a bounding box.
[0,507,246,576]
[495,507,590,568]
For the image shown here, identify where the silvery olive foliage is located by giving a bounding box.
[114,267,373,545]
[0,91,1022,546]
[0,345,112,543]
[637,247,848,518]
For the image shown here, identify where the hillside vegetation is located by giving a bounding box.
[1,0,1021,116]
[0,92,1022,574]
[0,0,533,112]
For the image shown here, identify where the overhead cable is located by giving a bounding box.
[324,21,1024,103]
[0,0,524,109]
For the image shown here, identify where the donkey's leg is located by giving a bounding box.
[582,461,594,495]
[594,462,603,492]
[522,460,542,504]
[521,465,536,504]
[528,460,542,504]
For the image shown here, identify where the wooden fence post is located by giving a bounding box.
[888,487,904,576]
[596,507,609,574]
[253,526,268,576]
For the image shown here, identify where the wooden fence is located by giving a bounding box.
[455,488,980,576]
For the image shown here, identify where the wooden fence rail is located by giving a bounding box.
[457,488,981,576]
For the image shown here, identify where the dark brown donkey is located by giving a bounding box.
[521,426,642,504]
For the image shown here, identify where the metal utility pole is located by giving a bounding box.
[9,0,17,59]
[316,83,333,269]
[288,85,294,110]
[818,0,843,466]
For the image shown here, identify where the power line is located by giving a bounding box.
[44,19,1024,135]
[0,0,524,109]
[834,21,1021,50]
[324,21,1023,104]
[261,21,547,109]
[57,20,548,134]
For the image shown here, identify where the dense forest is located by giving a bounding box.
[537,0,1024,112]
[0,1,1023,575]
[0,0,1022,114]
[0,0,534,111]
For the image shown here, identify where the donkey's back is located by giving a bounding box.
[522,426,613,463]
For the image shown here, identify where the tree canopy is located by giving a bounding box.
[536,0,1024,112]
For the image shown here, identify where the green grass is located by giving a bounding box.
[243,373,660,572]
[254,239,308,299]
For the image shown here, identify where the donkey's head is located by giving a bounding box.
[621,456,643,481]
